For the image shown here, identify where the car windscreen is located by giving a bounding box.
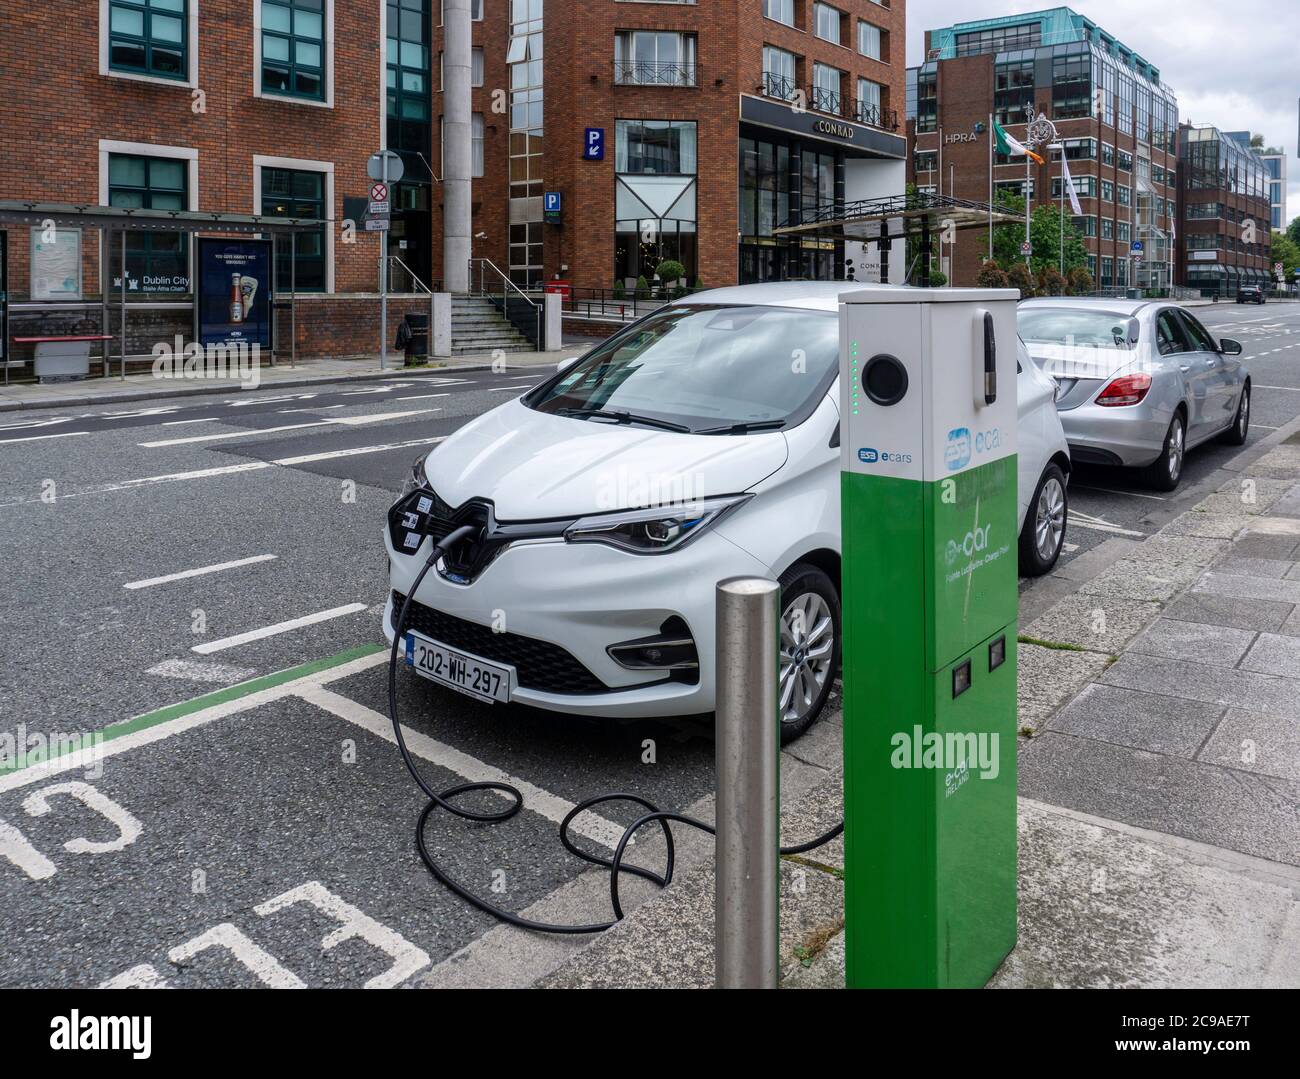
[1018,308,1138,350]
[524,304,839,433]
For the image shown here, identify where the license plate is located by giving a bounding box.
[404,630,512,704]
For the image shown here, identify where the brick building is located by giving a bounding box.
[1177,126,1274,296]
[903,6,1179,293]
[0,0,907,367]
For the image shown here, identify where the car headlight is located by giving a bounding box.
[563,495,751,554]
[399,452,429,498]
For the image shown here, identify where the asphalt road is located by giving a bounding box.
[2,301,1297,987]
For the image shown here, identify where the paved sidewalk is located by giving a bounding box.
[0,346,576,413]
[540,429,1300,990]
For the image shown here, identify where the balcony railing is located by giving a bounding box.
[854,99,899,131]
[760,71,798,102]
[613,60,698,87]
[809,84,843,117]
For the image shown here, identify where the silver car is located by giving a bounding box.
[1018,299,1249,490]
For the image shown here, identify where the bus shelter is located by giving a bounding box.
[0,200,325,385]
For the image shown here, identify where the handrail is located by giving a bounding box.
[385,255,434,295]
[468,257,542,348]
[469,258,540,309]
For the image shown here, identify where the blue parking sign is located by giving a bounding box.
[544,192,561,212]
[583,128,605,160]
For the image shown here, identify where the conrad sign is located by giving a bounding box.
[815,119,856,140]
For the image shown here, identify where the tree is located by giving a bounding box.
[1006,262,1035,298]
[1038,267,1068,296]
[1067,265,1094,296]
[1287,217,1300,251]
[976,260,1010,288]
[656,260,685,286]
[991,192,1089,278]
[1271,230,1300,281]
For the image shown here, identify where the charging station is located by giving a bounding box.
[839,286,1020,989]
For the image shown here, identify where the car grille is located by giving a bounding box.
[392,591,610,695]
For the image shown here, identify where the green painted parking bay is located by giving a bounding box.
[0,647,718,987]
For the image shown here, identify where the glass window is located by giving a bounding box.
[109,0,188,80]
[1018,307,1138,351]
[762,45,797,101]
[615,31,696,86]
[857,20,882,60]
[1176,311,1218,352]
[1051,52,1091,120]
[762,0,794,27]
[1155,311,1189,355]
[856,78,883,126]
[260,166,326,291]
[993,58,1034,127]
[107,153,190,292]
[915,68,937,133]
[262,0,326,101]
[812,63,842,115]
[615,120,697,174]
[526,305,840,433]
[812,3,841,46]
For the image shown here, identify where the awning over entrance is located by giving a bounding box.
[773,191,1024,286]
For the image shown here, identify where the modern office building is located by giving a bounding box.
[1261,147,1287,232]
[0,0,908,370]
[1177,126,1273,295]
[904,6,1179,292]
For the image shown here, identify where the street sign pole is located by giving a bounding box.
[380,155,387,371]
[840,287,1020,987]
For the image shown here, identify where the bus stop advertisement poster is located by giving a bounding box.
[197,238,272,349]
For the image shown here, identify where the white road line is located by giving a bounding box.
[1067,511,1146,537]
[297,685,627,851]
[161,417,219,426]
[396,393,450,401]
[139,408,438,447]
[0,416,72,431]
[192,603,368,654]
[0,430,90,446]
[487,386,520,392]
[1253,385,1300,391]
[278,404,345,413]
[0,436,448,509]
[124,554,278,590]
[146,658,259,683]
[1250,423,1280,430]
[0,651,388,795]
[1071,484,1166,501]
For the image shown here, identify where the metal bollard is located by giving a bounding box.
[714,576,780,989]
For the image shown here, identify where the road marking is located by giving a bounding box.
[124,554,278,590]
[192,603,368,654]
[278,404,345,413]
[297,685,627,851]
[1072,484,1166,501]
[1067,510,1146,537]
[1253,385,1300,391]
[139,408,438,447]
[1250,423,1279,430]
[161,417,219,426]
[146,658,260,683]
[227,394,316,407]
[0,645,386,791]
[487,386,520,392]
[396,393,450,401]
[0,430,90,446]
[0,416,72,431]
[0,436,447,509]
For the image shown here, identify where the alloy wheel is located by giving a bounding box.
[778,591,834,725]
[1168,419,1184,482]
[1034,476,1066,563]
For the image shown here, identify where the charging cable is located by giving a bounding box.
[388,526,843,934]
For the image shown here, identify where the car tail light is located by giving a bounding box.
[1096,373,1152,407]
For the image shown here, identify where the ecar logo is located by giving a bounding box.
[946,523,993,563]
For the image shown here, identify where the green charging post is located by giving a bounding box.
[839,286,1020,989]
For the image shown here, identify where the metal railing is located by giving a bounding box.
[613,60,698,87]
[384,256,441,296]
[560,284,709,322]
[854,99,899,131]
[809,84,843,117]
[468,257,542,348]
[760,71,799,102]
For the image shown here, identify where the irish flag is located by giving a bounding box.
[993,119,1045,165]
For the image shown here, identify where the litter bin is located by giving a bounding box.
[397,312,429,366]
[1126,288,1140,299]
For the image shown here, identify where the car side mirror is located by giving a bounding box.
[1219,338,1242,356]
[555,355,581,374]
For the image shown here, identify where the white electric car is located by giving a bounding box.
[384,282,1070,740]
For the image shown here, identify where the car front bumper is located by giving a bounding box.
[383,526,772,717]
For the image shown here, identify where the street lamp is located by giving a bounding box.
[1023,109,1060,268]
[1047,142,1065,276]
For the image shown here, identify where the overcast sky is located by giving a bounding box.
[908,0,1300,225]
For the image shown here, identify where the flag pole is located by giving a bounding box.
[987,112,993,262]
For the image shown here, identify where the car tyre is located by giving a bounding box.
[1220,381,1250,446]
[775,564,840,745]
[1018,463,1069,576]
[1140,413,1186,491]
